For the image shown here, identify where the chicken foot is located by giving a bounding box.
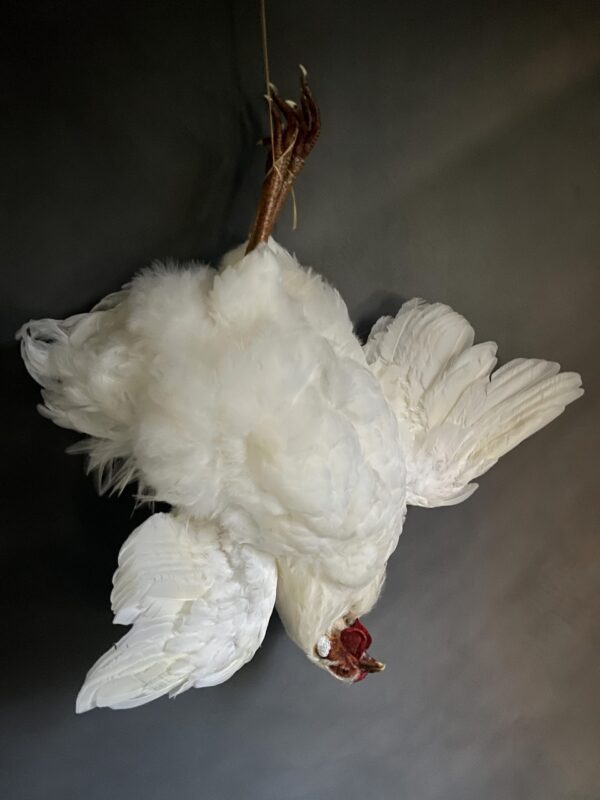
[246,65,321,254]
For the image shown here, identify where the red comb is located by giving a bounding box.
[340,618,372,659]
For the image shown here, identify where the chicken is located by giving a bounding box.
[17,71,583,711]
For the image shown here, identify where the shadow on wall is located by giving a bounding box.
[353,289,405,343]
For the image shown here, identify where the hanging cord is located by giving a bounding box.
[246,3,320,252]
[259,0,298,229]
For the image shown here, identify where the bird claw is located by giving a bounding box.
[266,68,320,162]
[246,66,321,252]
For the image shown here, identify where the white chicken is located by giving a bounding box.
[17,71,582,711]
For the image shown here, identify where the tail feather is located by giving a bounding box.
[17,295,142,493]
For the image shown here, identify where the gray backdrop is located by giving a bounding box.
[2,2,599,799]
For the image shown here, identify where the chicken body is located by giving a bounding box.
[18,239,582,709]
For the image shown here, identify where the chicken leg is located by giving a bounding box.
[246,65,321,253]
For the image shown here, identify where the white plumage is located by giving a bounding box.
[76,513,276,711]
[366,298,582,507]
[18,239,582,709]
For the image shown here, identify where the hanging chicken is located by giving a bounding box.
[18,69,582,711]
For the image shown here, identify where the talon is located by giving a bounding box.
[270,85,298,127]
[246,67,321,253]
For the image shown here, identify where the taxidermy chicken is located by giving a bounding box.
[18,69,582,711]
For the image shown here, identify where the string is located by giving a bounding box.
[259,0,299,230]
[259,0,275,172]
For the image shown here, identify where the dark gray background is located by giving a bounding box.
[2,2,599,798]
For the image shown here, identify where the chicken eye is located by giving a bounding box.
[316,636,331,658]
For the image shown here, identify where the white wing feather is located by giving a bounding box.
[366,298,583,507]
[76,513,277,712]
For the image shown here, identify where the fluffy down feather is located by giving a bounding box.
[18,240,405,590]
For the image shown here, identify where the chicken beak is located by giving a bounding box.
[359,652,385,673]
